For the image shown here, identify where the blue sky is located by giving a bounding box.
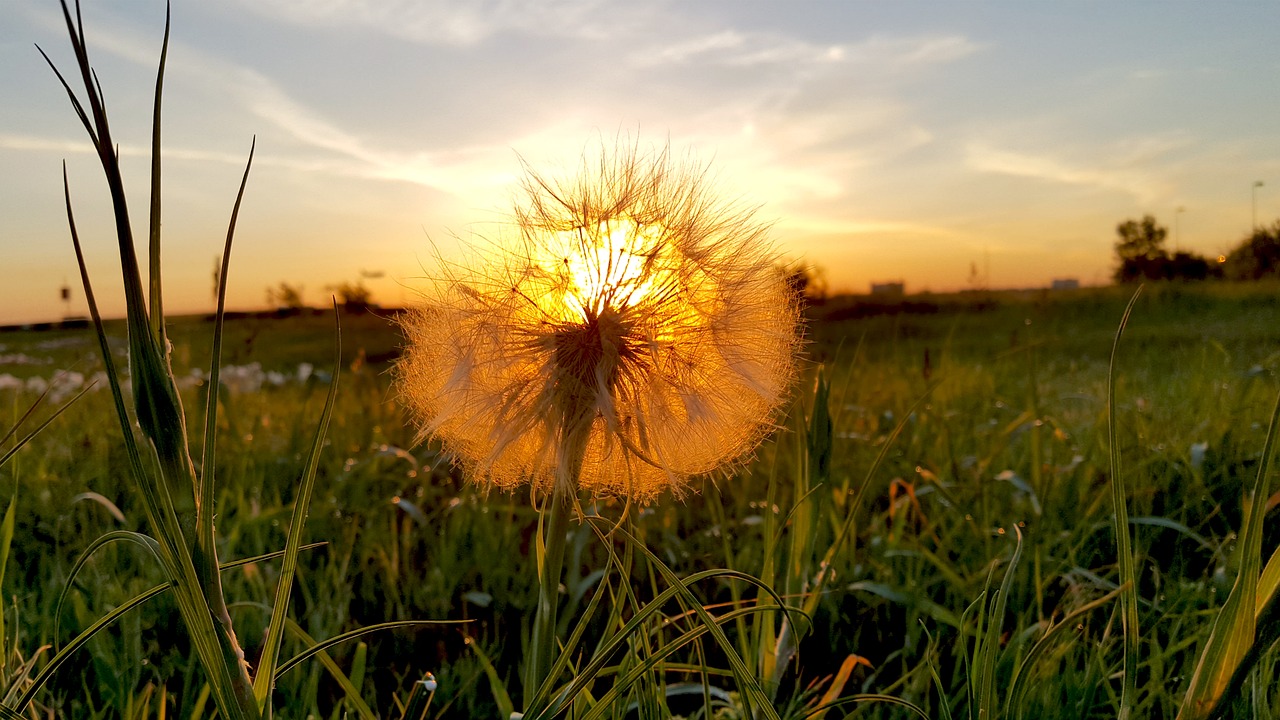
[2,1,1279,323]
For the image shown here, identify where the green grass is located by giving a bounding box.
[3,284,1280,717]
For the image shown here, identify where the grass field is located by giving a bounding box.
[2,283,1279,718]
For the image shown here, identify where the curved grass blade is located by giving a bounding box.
[53,530,163,648]
[569,528,783,720]
[1108,285,1143,719]
[275,619,376,720]
[11,543,323,715]
[529,563,794,719]
[272,619,466,680]
[1005,585,1125,717]
[252,304,340,709]
[10,582,168,713]
[798,693,932,720]
[579,605,781,720]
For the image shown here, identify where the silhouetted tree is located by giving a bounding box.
[782,262,827,306]
[1223,221,1280,280]
[327,281,373,313]
[1164,251,1219,281]
[1114,215,1169,282]
[266,282,306,315]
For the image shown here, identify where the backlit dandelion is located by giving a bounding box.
[397,142,800,503]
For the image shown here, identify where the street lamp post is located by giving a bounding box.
[1175,205,1185,253]
[1253,180,1265,232]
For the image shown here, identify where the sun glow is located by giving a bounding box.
[545,220,670,321]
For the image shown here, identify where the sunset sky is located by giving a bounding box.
[2,1,1279,324]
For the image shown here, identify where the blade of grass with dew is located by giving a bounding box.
[464,637,516,720]
[1005,585,1125,717]
[1108,285,1143,719]
[976,526,1023,720]
[1179,387,1280,719]
[252,294,337,709]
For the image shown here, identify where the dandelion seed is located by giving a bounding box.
[396,142,800,502]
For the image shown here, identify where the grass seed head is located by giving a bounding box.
[396,141,801,502]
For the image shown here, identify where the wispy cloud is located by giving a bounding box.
[636,31,979,70]
[965,143,1173,204]
[229,0,626,45]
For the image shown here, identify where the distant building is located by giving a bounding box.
[1050,278,1080,290]
[870,281,905,297]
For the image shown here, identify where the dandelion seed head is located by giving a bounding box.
[397,141,801,502]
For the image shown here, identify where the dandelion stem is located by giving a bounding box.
[524,433,585,711]
[526,487,571,711]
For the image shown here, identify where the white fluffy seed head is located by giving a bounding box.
[396,142,801,503]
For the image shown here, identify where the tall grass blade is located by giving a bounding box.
[253,305,340,708]
[147,2,170,345]
[1108,286,1143,718]
[1179,388,1280,719]
[0,495,13,665]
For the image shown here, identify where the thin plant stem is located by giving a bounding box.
[526,485,571,711]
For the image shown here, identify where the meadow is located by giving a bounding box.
[2,283,1279,718]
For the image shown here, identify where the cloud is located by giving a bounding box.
[230,0,625,45]
[636,30,979,70]
[965,143,1172,204]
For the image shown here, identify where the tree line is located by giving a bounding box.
[1114,215,1280,282]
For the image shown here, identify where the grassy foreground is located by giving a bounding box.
[2,283,1279,717]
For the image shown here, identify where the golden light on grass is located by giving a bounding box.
[397,142,800,503]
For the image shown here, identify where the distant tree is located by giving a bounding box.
[781,262,827,306]
[1222,221,1280,280]
[327,281,373,313]
[1164,251,1219,281]
[266,282,306,314]
[1114,215,1169,282]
